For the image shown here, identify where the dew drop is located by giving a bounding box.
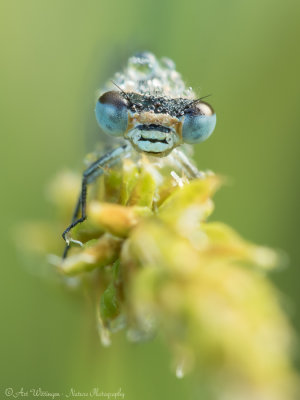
[160,57,176,70]
[63,276,81,289]
[109,314,127,333]
[98,323,111,347]
[97,311,111,347]
[175,363,185,379]
[128,52,158,79]
[126,328,153,343]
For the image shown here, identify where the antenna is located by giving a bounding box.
[110,80,133,106]
[191,94,212,105]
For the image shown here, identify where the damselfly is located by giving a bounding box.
[62,52,216,258]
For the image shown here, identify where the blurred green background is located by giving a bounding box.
[1,0,299,399]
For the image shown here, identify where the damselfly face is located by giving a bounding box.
[95,52,216,157]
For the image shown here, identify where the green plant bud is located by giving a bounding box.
[88,202,152,237]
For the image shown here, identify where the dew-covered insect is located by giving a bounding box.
[62,52,216,258]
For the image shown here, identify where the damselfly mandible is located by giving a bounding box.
[62,52,216,258]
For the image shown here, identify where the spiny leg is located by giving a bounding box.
[62,144,132,258]
[62,195,81,258]
[172,148,204,179]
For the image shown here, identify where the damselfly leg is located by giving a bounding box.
[62,144,132,258]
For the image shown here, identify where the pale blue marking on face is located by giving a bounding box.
[182,113,216,144]
[137,140,170,153]
[125,128,180,155]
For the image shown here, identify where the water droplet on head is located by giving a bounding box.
[182,86,195,98]
[128,52,158,79]
[160,57,176,70]
[152,78,161,89]
[134,51,155,61]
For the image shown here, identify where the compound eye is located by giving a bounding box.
[182,101,216,144]
[95,91,129,136]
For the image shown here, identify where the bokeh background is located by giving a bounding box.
[1,0,299,399]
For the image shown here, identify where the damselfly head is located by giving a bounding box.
[95,53,216,157]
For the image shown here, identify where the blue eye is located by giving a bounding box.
[95,91,129,136]
[182,102,216,144]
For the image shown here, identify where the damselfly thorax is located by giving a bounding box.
[62,52,216,257]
